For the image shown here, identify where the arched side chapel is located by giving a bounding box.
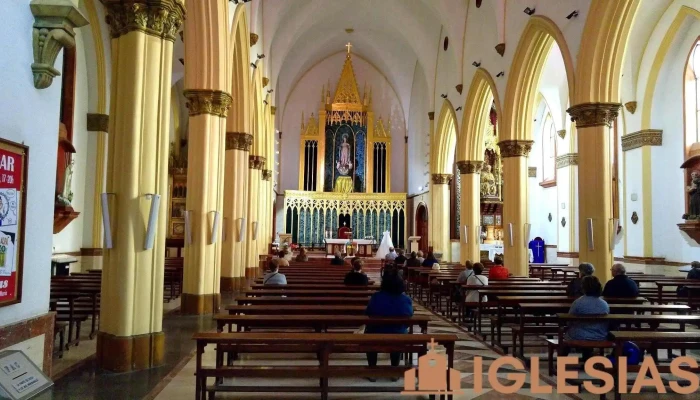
[3,0,700,392]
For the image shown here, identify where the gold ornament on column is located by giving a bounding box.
[497,140,534,158]
[250,33,258,46]
[183,90,233,117]
[431,173,453,185]
[101,0,186,42]
[249,155,266,170]
[262,170,272,181]
[262,77,269,87]
[557,129,566,139]
[225,132,253,151]
[624,101,637,114]
[567,102,621,129]
[456,160,483,175]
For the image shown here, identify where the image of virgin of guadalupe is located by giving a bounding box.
[336,134,353,176]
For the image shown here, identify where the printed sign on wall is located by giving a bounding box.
[0,139,27,308]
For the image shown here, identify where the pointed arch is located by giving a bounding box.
[502,16,575,142]
[458,68,501,161]
[227,4,251,134]
[433,99,458,173]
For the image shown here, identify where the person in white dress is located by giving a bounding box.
[376,231,394,259]
[464,263,488,303]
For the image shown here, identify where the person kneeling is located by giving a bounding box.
[365,272,413,382]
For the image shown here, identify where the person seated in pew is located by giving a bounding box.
[295,247,309,262]
[567,263,595,297]
[677,261,700,298]
[421,251,438,268]
[385,247,398,261]
[405,251,421,268]
[394,249,407,266]
[602,263,639,298]
[276,250,290,267]
[365,273,413,381]
[416,250,425,264]
[345,259,369,286]
[565,276,610,360]
[488,256,510,280]
[457,260,475,284]
[330,251,345,266]
[464,263,488,303]
[263,259,287,285]
[381,262,404,281]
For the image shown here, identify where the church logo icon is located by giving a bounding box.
[401,339,463,396]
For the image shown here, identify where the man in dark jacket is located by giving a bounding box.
[567,263,595,297]
[394,249,407,265]
[330,251,344,266]
[344,260,369,285]
[405,251,421,267]
[602,263,639,297]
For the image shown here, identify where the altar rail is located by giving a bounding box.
[283,190,406,249]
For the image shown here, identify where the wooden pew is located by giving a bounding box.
[214,314,431,334]
[226,305,368,316]
[192,332,458,400]
[248,283,379,290]
[235,296,370,306]
[243,289,376,297]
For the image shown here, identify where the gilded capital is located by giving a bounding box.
[183,89,233,117]
[101,0,186,42]
[567,102,621,129]
[225,132,252,151]
[621,129,662,152]
[30,0,89,89]
[498,140,533,158]
[250,33,258,46]
[249,155,266,170]
[271,106,276,115]
[456,160,483,174]
[428,112,435,121]
[555,153,579,169]
[262,169,272,181]
[431,173,453,185]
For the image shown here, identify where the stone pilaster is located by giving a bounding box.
[456,161,482,263]
[430,173,452,261]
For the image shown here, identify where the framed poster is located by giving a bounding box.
[0,139,27,308]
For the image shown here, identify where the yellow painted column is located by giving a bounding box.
[262,169,273,248]
[245,156,265,275]
[97,0,185,373]
[456,161,483,263]
[430,174,452,261]
[180,0,231,315]
[220,132,252,291]
[498,140,533,276]
[568,103,621,282]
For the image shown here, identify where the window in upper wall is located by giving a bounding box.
[540,109,556,187]
[686,40,700,151]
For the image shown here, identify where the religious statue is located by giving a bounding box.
[336,134,353,176]
[684,170,700,220]
[480,164,497,197]
[56,158,74,206]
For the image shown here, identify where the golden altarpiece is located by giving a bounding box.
[284,44,407,251]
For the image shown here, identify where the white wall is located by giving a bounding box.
[279,52,407,193]
[0,1,62,325]
[407,62,430,195]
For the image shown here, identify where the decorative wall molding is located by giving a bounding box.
[498,140,533,158]
[249,155,266,170]
[614,256,689,267]
[250,33,259,46]
[86,113,109,132]
[621,129,662,152]
[262,169,272,181]
[431,173,453,185]
[80,247,103,256]
[30,0,89,89]
[567,102,621,128]
[0,312,55,377]
[528,167,536,177]
[456,160,483,174]
[101,0,185,42]
[262,77,269,87]
[624,101,637,114]
[557,252,579,258]
[557,129,566,139]
[183,89,233,117]
[556,153,579,169]
[495,43,506,56]
[428,112,435,120]
[225,132,253,151]
[271,106,276,115]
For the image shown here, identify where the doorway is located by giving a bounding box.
[415,203,428,253]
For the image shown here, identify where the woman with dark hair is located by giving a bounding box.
[421,252,438,268]
[364,274,413,380]
[566,276,610,359]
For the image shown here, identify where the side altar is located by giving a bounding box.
[283,43,406,252]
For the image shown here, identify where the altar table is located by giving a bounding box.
[324,239,374,257]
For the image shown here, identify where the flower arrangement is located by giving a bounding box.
[289,243,299,251]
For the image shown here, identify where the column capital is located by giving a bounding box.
[431,173,453,185]
[621,129,662,152]
[249,155,266,170]
[87,113,109,132]
[556,153,579,169]
[101,0,186,42]
[498,140,534,158]
[225,132,252,151]
[567,102,621,129]
[271,106,276,115]
[183,89,232,117]
[262,170,272,181]
[456,160,483,174]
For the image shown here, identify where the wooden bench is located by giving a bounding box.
[234,296,370,306]
[192,332,458,400]
[214,314,430,334]
[243,289,376,297]
[248,283,379,290]
[226,305,368,315]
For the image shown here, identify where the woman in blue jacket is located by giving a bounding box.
[365,271,413,377]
